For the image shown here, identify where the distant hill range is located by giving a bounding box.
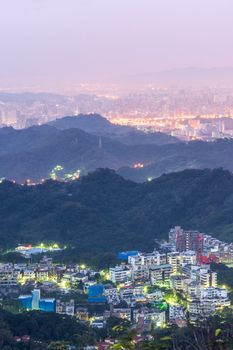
[0,114,178,182]
[1,168,233,252]
[2,113,233,182]
[118,138,233,182]
[48,113,178,145]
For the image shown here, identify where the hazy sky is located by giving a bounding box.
[0,0,233,88]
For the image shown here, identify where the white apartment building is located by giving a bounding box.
[201,287,230,308]
[0,268,18,287]
[109,266,131,284]
[150,264,172,285]
[169,305,186,321]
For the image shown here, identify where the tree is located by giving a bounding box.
[48,341,70,350]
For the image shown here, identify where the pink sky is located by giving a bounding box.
[0,0,233,87]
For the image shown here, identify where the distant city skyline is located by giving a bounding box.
[1,0,233,90]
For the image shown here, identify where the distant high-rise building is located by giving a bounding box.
[176,230,203,256]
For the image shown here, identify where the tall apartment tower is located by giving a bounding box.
[32,289,40,310]
[176,230,203,256]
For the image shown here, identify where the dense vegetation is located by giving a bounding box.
[1,168,233,253]
[0,308,96,349]
[119,138,233,182]
[211,263,233,301]
[139,310,233,350]
[1,307,233,350]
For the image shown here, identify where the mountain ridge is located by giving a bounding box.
[0,115,179,181]
[1,115,233,182]
[1,168,233,253]
[48,113,179,145]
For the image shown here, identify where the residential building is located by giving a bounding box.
[176,230,203,256]
[56,299,75,316]
[150,264,172,285]
[109,266,131,284]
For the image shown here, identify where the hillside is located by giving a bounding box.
[3,118,233,183]
[118,139,233,182]
[0,115,178,182]
[49,114,179,145]
[49,114,127,134]
[1,168,233,253]
[0,127,165,182]
[0,125,59,156]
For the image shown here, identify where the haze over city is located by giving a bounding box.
[1,0,233,91]
[2,1,233,349]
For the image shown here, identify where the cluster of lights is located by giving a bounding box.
[133,163,144,169]
[50,165,81,181]
[100,269,110,281]
[50,165,64,180]
[37,243,60,250]
[59,280,69,290]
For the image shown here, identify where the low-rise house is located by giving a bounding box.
[56,299,75,316]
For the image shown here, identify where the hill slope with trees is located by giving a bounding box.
[118,138,233,182]
[49,113,179,145]
[1,168,233,253]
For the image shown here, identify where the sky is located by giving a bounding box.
[0,0,233,89]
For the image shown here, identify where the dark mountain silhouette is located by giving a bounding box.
[0,126,165,181]
[0,125,59,156]
[0,116,178,182]
[2,115,233,183]
[118,139,233,182]
[1,168,233,252]
[49,114,179,145]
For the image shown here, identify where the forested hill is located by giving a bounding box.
[48,114,179,145]
[1,168,233,252]
[3,117,233,183]
[0,122,178,182]
[118,138,233,182]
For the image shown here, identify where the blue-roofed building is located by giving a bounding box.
[117,251,140,261]
[19,289,55,312]
[18,295,32,310]
[39,298,55,312]
[88,284,107,303]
